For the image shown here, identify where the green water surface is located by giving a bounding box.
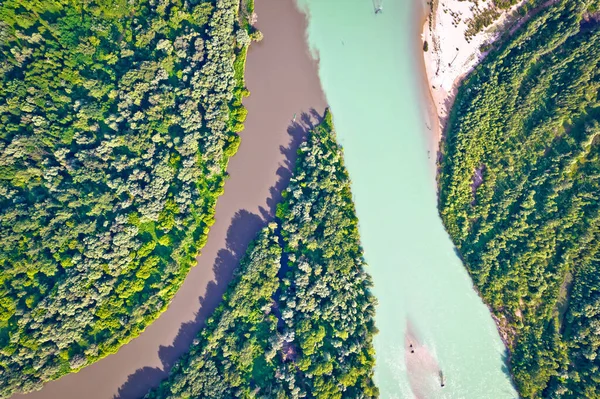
[295,0,518,397]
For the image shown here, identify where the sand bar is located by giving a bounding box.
[13,1,325,398]
[421,0,528,148]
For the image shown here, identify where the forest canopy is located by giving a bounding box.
[439,0,600,397]
[0,0,254,396]
[144,110,379,399]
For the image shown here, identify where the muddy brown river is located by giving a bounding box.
[14,1,325,397]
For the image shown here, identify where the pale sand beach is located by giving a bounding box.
[420,0,527,146]
[414,0,442,157]
[13,0,326,398]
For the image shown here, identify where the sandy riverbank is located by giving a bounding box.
[414,0,441,157]
[419,0,527,149]
[13,1,326,398]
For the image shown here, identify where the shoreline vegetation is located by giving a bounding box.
[437,0,600,397]
[143,109,379,399]
[0,0,258,396]
[421,0,553,144]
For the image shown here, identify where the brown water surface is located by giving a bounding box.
[14,1,325,398]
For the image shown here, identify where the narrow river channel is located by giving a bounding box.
[295,0,518,397]
[13,1,325,398]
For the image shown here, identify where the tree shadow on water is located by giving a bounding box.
[115,107,326,399]
[159,209,265,365]
[114,210,263,399]
[452,246,465,263]
[113,367,166,399]
[263,108,324,218]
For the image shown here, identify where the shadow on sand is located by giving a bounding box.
[114,109,323,399]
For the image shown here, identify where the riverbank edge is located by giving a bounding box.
[10,6,256,399]
[11,0,326,399]
[413,0,441,158]
[419,0,565,367]
[416,0,475,157]
[414,0,519,381]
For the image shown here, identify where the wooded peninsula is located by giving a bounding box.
[144,110,379,399]
[439,0,600,397]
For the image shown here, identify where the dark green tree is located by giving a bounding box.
[0,0,255,396]
[438,0,600,397]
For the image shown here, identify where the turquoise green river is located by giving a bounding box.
[296,0,518,398]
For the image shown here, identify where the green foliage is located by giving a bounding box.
[145,110,379,399]
[495,0,522,9]
[438,1,600,397]
[246,0,255,14]
[465,5,501,40]
[0,0,251,396]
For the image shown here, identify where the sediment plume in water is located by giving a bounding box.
[405,319,443,398]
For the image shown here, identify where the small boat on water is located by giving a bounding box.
[373,0,383,14]
[440,370,446,388]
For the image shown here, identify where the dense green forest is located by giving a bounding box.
[438,0,600,397]
[144,110,379,399]
[0,0,257,396]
